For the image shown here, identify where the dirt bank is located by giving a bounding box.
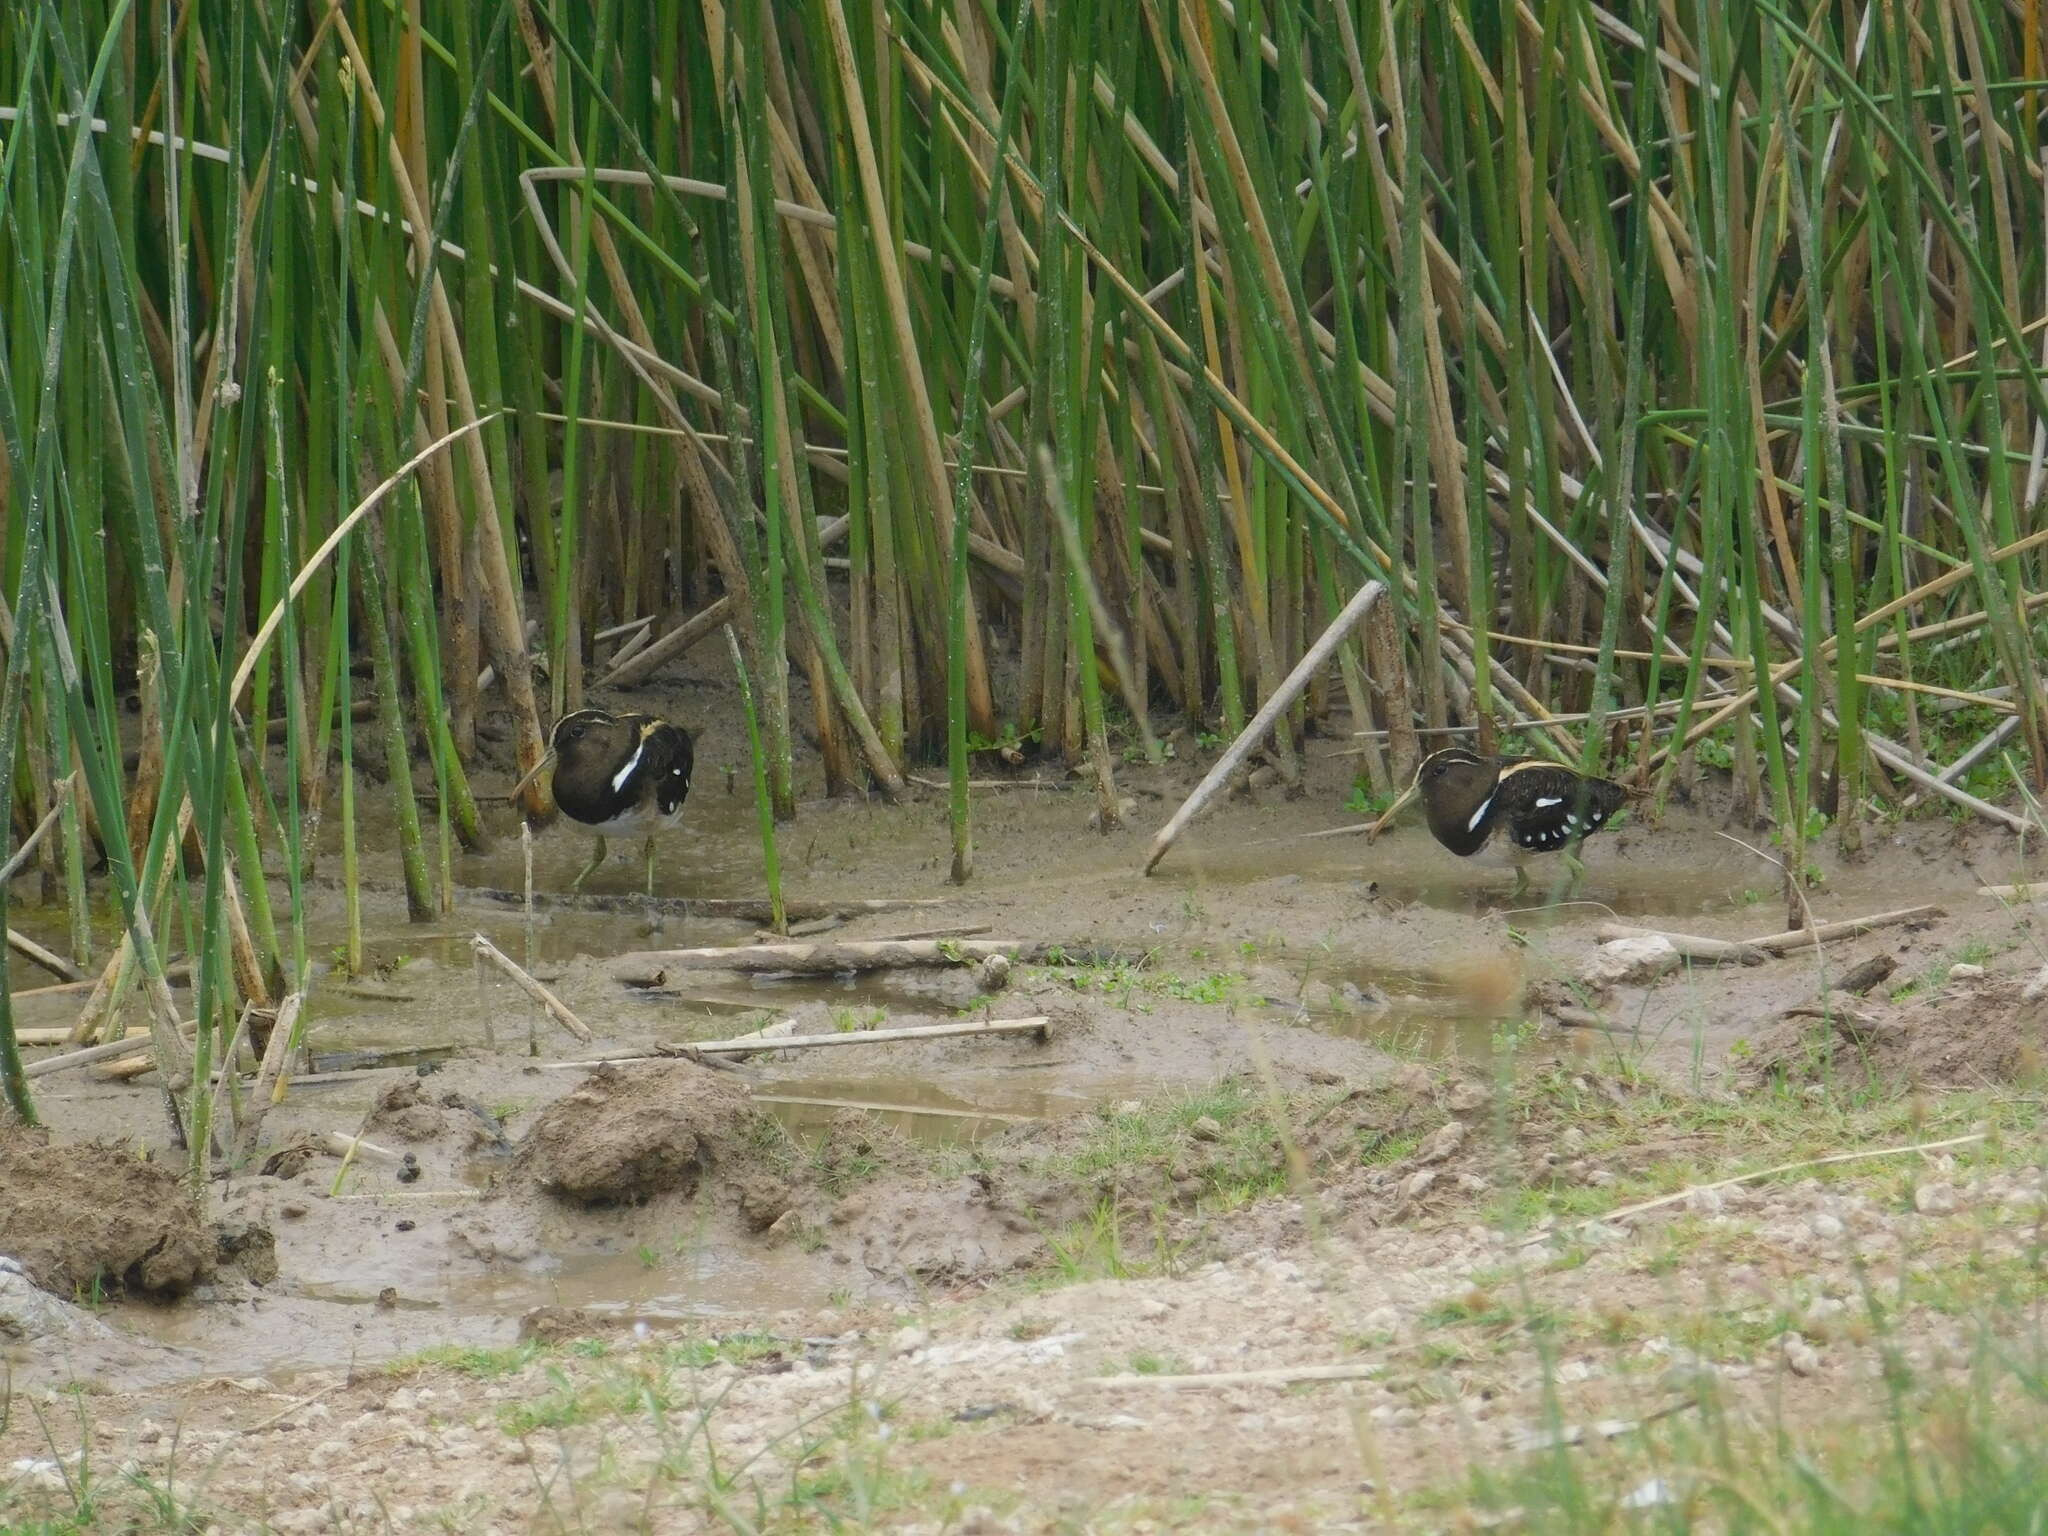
[4,650,2048,1524]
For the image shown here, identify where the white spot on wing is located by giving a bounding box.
[1466,794,1494,834]
[609,740,646,795]
[1534,795,1562,808]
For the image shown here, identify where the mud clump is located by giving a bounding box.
[1741,976,2048,1091]
[0,1130,210,1298]
[518,1060,759,1205]
[366,1078,510,1154]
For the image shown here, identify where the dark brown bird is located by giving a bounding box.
[1368,747,1628,893]
[510,708,695,893]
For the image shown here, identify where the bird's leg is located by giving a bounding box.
[642,836,657,897]
[1562,849,1587,894]
[1509,862,1531,901]
[572,836,608,892]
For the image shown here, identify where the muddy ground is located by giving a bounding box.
[3,649,2047,1529]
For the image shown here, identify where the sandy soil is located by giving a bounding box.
[4,646,2047,1528]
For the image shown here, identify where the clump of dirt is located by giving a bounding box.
[0,1130,210,1298]
[516,1060,761,1205]
[365,1077,510,1156]
[1740,976,2048,1091]
[825,1171,1045,1285]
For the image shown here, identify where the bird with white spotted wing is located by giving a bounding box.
[1366,748,1629,893]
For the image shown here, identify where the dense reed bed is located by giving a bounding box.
[3,0,2048,1152]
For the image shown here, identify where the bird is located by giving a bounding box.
[509,708,695,894]
[1366,747,1628,895]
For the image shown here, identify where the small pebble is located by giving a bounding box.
[1189,1116,1224,1143]
[1914,1181,1960,1216]
[1809,1212,1844,1240]
[1947,963,1985,981]
[1781,1333,1822,1377]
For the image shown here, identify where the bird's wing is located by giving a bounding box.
[1496,763,1626,851]
[638,720,695,815]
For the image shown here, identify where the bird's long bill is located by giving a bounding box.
[507,747,557,806]
[1366,780,1419,842]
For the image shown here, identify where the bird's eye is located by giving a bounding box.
[567,724,585,740]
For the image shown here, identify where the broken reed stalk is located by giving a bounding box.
[13,1026,145,1046]
[7,928,83,983]
[1594,924,1768,965]
[237,991,304,1162]
[1087,1362,1384,1390]
[201,1003,259,1150]
[1144,580,1386,875]
[608,938,1047,981]
[25,1021,198,1078]
[470,932,594,1043]
[457,885,943,922]
[543,1015,1051,1068]
[748,1093,1038,1123]
[0,772,76,886]
[1594,1131,1990,1228]
[321,1130,403,1167]
[1738,904,1943,955]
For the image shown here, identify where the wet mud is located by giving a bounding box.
[5,661,2047,1399]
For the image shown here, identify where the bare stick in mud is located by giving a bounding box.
[8,927,83,983]
[1583,1130,1989,1231]
[710,1015,799,1062]
[608,938,1049,982]
[447,883,945,924]
[236,992,304,1164]
[202,1004,259,1153]
[24,1022,196,1079]
[866,923,994,942]
[543,1016,1052,1068]
[0,772,75,886]
[1594,923,1768,965]
[15,1026,146,1046]
[471,933,595,1043]
[1087,1362,1387,1390]
[749,1092,1038,1124]
[1143,579,1387,874]
[1977,882,2048,901]
[320,1131,403,1166]
[1738,904,1944,955]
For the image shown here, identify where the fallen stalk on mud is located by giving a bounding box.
[1551,1006,1635,1034]
[1086,1362,1385,1390]
[1524,1131,1990,1245]
[1143,578,1387,875]
[1594,924,1768,965]
[1977,882,2048,902]
[8,927,83,983]
[25,1022,196,1079]
[542,1016,1052,1068]
[454,884,945,923]
[15,1026,147,1047]
[472,934,594,1043]
[319,1131,403,1166]
[750,1093,1038,1124]
[1738,904,1943,955]
[608,939,1049,982]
